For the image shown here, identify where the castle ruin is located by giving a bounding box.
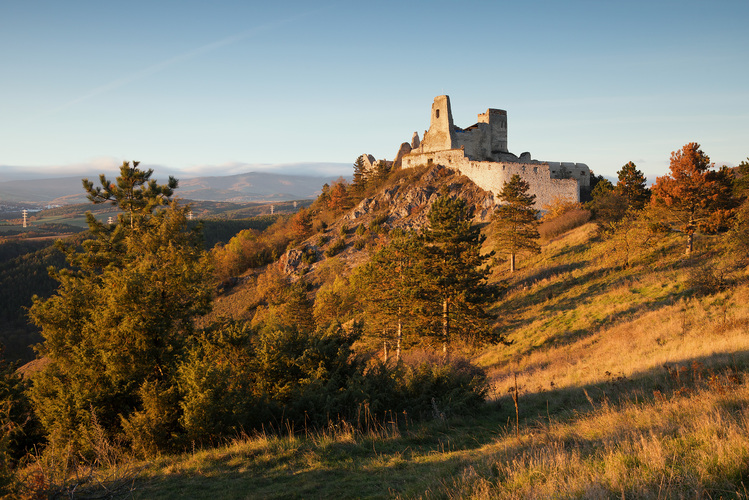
[396,95,590,209]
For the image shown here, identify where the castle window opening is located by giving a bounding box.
[435,109,440,118]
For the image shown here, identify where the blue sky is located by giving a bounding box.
[1,0,747,183]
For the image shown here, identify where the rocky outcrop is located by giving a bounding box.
[411,131,420,149]
[393,142,412,169]
[281,165,496,279]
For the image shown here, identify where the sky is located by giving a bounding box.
[1,0,748,183]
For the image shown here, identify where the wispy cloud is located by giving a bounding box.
[27,7,326,122]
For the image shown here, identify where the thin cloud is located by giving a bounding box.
[27,7,327,122]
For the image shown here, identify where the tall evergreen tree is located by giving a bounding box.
[588,177,628,233]
[492,175,540,273]
[352,155,368,194]
[419,195,496,353]
[29,163,212,453]
[353,232,423,358]
[615,161,650,210]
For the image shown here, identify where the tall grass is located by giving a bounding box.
[432,372,749,499]
[539,209,592,241]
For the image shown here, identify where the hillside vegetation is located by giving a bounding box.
[63,222,749,499]
[5,152,749,498]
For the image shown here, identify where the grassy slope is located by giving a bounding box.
[110,221,749,499]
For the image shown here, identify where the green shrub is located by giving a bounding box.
[176,321,488,443]
[355,224,366,236]
[317,234,330,246]
[353,239,365,250]
[324,238,346,257]
[391,351,488,419]
[178,321,270,442]
[370,212,389,227]
[0,348,41,494]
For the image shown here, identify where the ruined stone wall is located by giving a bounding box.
[454,125,491,161]
[478,108,508,156]
[401,150,579,210]
[546,162,591,187]
[455,159,579,209]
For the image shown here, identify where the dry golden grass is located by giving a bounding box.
[436,372,749,499]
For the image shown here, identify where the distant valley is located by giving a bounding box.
[0,170,343,206]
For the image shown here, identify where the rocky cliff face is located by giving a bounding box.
[280,164,496,280]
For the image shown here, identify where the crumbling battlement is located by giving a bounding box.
[400,95,590,210]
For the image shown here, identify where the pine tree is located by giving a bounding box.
[352,155,368,194]
[615,161,650,210]
[588,177,627,234]
[419,195,496,353]
[492,175,540,273]
[83,160,178,230]
[353,232,423,359]
[29,163,212,452]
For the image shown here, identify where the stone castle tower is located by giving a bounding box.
[421,95,508,160]
[397,95,590,210]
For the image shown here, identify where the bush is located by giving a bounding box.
[687,262,727,296]
[391,351,488,419]
[324,238,346,257]
[353,239,365,250]
[370,212,389,227]
[176,321,488,443]
[0,348,41,494]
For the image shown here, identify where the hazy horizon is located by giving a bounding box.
[0,160,352,183]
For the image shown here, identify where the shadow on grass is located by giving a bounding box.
[493,247,726,358]
[129,350,749,500]
[502,348,749,427]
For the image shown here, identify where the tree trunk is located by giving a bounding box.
[396,315,402,361]
[442,297,449,356]
[510,252,516,273]
[685,232,694,255]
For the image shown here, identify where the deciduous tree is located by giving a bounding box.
[652,143,734,254]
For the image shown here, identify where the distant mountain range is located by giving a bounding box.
[0,171,344,205]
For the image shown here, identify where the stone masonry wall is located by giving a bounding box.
[401,150,579,210]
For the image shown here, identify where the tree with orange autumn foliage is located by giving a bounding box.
[327,179,351,213]
[651,142,734,254]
